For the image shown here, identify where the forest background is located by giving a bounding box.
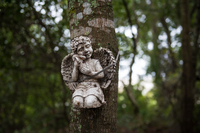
[0,0,200,133]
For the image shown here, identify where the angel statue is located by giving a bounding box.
[61,36,117,108]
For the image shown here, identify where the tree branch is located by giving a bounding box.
[193,0,200,80]
[190,0,197,19]
[122,0,140,114]
[121,81,139,115]
[122,0,139,86]
[26,0,58,62]
[160,17,177,71]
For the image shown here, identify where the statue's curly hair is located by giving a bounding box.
[70,36,91,54]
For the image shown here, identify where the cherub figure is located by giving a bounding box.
[71,36,105,108]
[61,36,116,109]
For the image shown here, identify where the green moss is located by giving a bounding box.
[91,1,98,8]
[70,8,75,14]
[75,20,79,26]
[84,31,89,35]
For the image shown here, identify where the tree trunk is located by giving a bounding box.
[180,0,195,132]
[68,0,118,132]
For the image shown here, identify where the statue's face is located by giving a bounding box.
[77,42,93,59]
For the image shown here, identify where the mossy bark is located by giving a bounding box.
[68,0,118,132]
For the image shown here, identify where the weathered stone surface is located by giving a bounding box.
[61,36,116,109]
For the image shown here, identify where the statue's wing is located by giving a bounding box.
[61,53,77,91]
[93,48,116,89]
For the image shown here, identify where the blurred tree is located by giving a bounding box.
[180,0,200,132]
[0,0,71,132]
[113,0,200,132]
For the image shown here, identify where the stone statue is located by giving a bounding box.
[61,36,116,108]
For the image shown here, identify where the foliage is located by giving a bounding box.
[113,0,200,132]
[1,0,200,133]
[0,0,71,132]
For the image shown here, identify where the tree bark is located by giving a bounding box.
[180,0,195,132]
[68,0,118,132]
